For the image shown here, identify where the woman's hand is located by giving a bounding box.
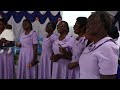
[51,54,61,62]
[16,42,21,47]
[27,60,39,68]
[68,62,79,69]
[1,38,6,43]
[59,44,67,54]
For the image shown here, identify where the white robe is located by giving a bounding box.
[0,29,15,41]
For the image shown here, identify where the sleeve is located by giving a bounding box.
[67,37,75,48]
[8,30,15,41]
[1,30,14,41]
[98,44,119,75]
[66,37,75,52]
[32,31,38,45]
[80,38,88,51]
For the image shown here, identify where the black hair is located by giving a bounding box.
[23,19,33,30]
[76,17,87,33]
[47,21,56,30]
[0,18,7,25]
[6,24,12,29]
[61,21,69,33]
[89,11,117,39]
[90,11,112,31]
[108,25,119,39]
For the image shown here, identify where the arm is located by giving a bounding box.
[28,31,39,67]
[0,38,15,47]
[59,44,72,60]
[33,44,38,62]
[50,53,55,60]
[51,37,74,62]
[4,41,15,47]
[59,37,75,60]
[29,44,38,66]
[51,53,72,62]
[0,40,2,45]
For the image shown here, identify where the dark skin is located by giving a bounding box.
[85,14,108,43]
[0,21,15,48]
[45,22,55,60]
[1,38,15,47]
[28,44,38,67]
[16,42,21,47]
[46,32,53,38]
[50,21,72,62]
[16,20,38,68]
[68,62,79,69]
[85,14,116,79]
[0,21,5,45]
[45,23,54,38]
[0,21,5,34]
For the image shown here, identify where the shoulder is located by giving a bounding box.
[97,41,119,56]
[69,36,76,42]
[53,34,58,38]
[33,30,37,34]
[32,31,38,36]
[51,34,59,41]
[66,36,76,47]
[100,41,119,50]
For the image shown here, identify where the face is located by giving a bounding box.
[74,22,82,34]
[85,15,104,41]
[57,22,67,34]
[45,23,53,33]
[0,21,5,33]
[22,21,31,31]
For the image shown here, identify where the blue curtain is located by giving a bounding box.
[0,11,61,23]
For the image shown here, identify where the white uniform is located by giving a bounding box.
[0,29,15,41]
[0,29,15,54]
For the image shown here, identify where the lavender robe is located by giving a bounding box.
[52,33,75,79]
[68,37,87,79]
[38,34,58,79]
[17,30,38,79]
